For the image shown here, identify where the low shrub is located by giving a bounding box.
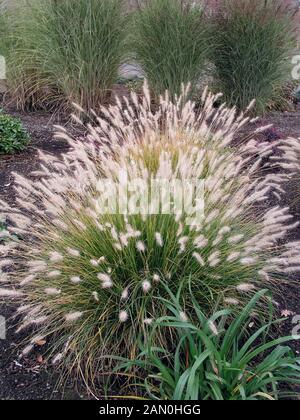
[1,0,127,111]
[131,0,212,99]
[0,86,299,386]
[210,0,297,114]
[0,111,30,154]
[117,289,300,400]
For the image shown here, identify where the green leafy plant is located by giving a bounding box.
[1,0,127,111]
[0,110,30,154]
[116,288,300,400]
[131,0,212,99]
[210,0,297,114]
[0,86,299,388]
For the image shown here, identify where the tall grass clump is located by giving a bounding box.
[0,0,127,110]
[1,85,300,385]
[210,0,297,114]
[131,0,211,99]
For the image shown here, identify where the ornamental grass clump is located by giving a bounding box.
[0,0,127,110]
[131,0,211,100]
[210,0,297,114]
[1,85,300,382]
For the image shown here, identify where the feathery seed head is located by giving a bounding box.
[47,270,61,279]
[70,276,81,284]
[102,280,113,289]
[21,344,34,356]
[67,248,80,257]
[121,288,129,300]
[49,251,64,263]
[153,273,160,283]
[142,280,152,293]
[119,310,128,323]
[45,288,61,296]
[52,353,63,365]
[224,297,240,306]
[92,291,99,302]
[97,273,111,283]
[237,283,256,293]
[65,312,83,322]
[136,241,146,252]
[0,259,13,269]
[155,232,163,247]
[179,311,189,322]
[0,288,23,297]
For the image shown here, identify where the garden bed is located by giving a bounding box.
[0,97,300,400]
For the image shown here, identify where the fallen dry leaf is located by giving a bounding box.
[35,340,46,346]
[37,355,44,364]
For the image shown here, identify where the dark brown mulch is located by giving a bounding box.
[0,99,300,400]
[0,303,86,400]
[0,107,70,204]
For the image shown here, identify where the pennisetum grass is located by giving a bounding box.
[1,84,300,387]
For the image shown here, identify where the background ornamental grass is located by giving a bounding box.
[1,86,300,385]
[0,0,127,111]
[210,0,297,114]
[130,0,212,100]
[0,0,298,113]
